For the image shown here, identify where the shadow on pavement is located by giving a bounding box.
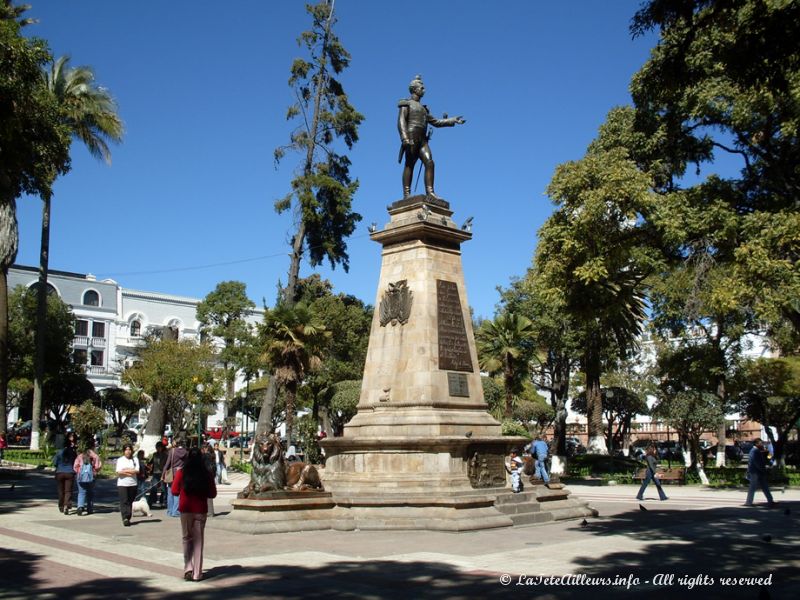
[566,502,800,598]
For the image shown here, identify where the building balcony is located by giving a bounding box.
[86,365,108,375]
[91,337,107,348]
[74,336,90,347]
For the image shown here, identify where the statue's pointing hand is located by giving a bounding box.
[454,116,466,125]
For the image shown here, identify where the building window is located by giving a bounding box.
[92,322,105,338]
[83,290,100,306]
[73,349,87,366]
[130,320,141,337]
[75,320,89,337]
[91,350,104,366]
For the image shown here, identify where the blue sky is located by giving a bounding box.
[16,1,657,319]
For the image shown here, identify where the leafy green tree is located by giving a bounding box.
[257,1,363,434]
[538,130,659,453]
[39,372,95,435]
[500,271,582,457]
[70,400,105,450]
[327,378,360,436]
[654,339,730,477]
[122,337,218,454]
[259,302,330,447]
[571,386,649,454]
[7,284,74,384]
[97,387,145,436]
[476,313,536,418]
[0,4,70,433]
[28,55,123,449]
[294,275,371,433]
[196,281,256,436]
[737,357,800,467]
[629,0,800,347]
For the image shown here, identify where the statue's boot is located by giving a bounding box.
[425,187,443,201]
[403,186,411,198]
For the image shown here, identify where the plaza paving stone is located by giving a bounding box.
[0,466,798,599]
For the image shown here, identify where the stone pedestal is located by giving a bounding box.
[319,196,526,530]
[218,195,596,534]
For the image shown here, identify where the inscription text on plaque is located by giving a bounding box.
[447,372,469,397]
[436,280,473,372]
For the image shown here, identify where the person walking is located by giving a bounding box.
[148,441,168,508]
[745,438,776,507]
[214,442,230,485]
[116,444,139,526]
[53,438,78,514]
[163,435,188,517]
[530,435,551,486]
[636,445,668,501]
[172,447,217,582]
[73,439,102,515]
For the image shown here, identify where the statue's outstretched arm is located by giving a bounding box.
[428,112,466,127]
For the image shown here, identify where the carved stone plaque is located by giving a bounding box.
[379,280,413,326]
[466,450,506,488]
[436,280,473,372]
[447,372,469,397]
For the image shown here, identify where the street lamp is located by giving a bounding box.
[195,383,205,442]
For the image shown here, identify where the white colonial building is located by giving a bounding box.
[8,264,263,429]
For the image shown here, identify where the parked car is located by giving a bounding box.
[657,441,684,462]
[565,437,586,457]
[630,439,655,460]
[204,427,240,440]
[227,435,252,448]
[703,444,744,462]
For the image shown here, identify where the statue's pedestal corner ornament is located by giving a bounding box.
[379,280,413,327]
[379,387,391,402]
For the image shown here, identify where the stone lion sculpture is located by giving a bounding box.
[238,432,324,498]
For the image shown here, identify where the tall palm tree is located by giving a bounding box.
[29,56,123,449]
[476,313,536,419]
[259,303,330,448]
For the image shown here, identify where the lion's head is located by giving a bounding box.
[252,432,282,465]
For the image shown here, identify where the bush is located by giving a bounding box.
[501,420,529,437]
[3,449,51,467]
[566,454,644,478]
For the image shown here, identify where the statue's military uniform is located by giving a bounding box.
[398,98,448,145]
[397,75,463,199]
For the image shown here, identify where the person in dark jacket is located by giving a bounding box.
[745,438,776,507]
[163,435,188,517]
[53,440,78,514]
[636,445,668,501]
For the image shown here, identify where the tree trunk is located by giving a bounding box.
[31,197,51,450]
[0,197,20,435]
[255,378,280,437]
[503,358,514,419]
[690,435,709,484]
[550,360,569,457]
[140,395,165,456]
[715,378,727,467]
[584,343,607,454]
[285,380,297,449]
[260,6,335,430]
[0,269,8,435]
[221,364,234,440]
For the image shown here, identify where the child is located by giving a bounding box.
[506,450,524,493]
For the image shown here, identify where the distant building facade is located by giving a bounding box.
[8,264,262,428]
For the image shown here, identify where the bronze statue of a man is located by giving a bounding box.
[398,75,465,199]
